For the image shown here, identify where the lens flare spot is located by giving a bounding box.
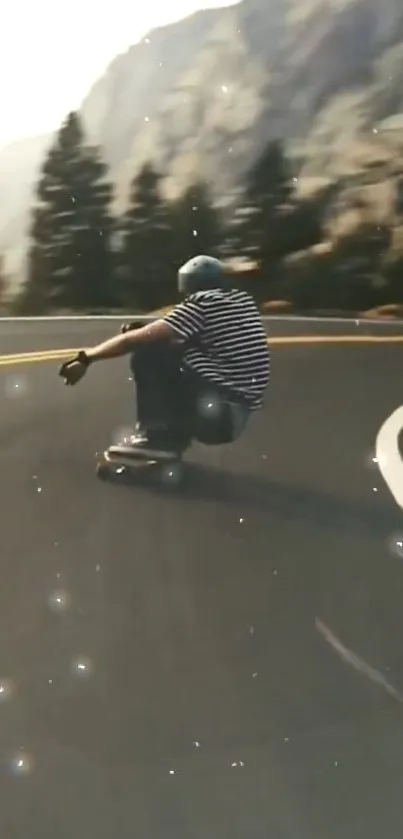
[5,375,28,398]
[0,678,15,701]
[387,534,403,559]
[47,590,70,614]
[112,426,133,445]
[71,657,93,678]
[10,750,33,775]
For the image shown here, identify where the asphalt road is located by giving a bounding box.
[0,313,401,356]
[0,320,403,838]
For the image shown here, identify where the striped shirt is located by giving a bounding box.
[163,289,270,410]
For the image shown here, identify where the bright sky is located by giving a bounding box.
[0,0,238,149]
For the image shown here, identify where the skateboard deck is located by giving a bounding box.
[96,444,185,488]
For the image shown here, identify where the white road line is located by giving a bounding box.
[376,406,403,511]
[0,315,401,324]
[316,618,403,703]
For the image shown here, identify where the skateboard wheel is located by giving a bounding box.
[96,462,109,480]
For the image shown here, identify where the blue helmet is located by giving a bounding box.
[178,255,230,295]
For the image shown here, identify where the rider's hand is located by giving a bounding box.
[59,357,87,386]
[120,320,144,334]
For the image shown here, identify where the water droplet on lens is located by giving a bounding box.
[0,678,15,701]
[197,393,221,419]
[47,590,70,614]
[366,452,381,469]
[10,750,33,775]
[5,375,27,398]
[112,426,133,445]
[160,462,183,487]
[71,657,93,678]
[387,534,403,559]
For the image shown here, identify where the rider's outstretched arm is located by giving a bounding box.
[59,319,177,385]
[86,319,175,362]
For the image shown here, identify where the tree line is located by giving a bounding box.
[9,110,403,314]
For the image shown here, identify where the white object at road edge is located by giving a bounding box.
[376,406,403,511]
[316,618,403,703]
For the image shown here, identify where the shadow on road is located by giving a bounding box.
[103,462,401,540]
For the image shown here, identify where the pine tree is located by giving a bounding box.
[228,139,292,273]
[120,163,174,310]
[172,181,222,268]
[278,195,324,256]
[19,112,115,313]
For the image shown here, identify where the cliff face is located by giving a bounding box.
[1,0,403,283]
[80,0,403,206]
[80,0,288,204]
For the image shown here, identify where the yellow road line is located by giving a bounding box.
[0,349,77,360]
[0,334,401,366]
[0,349,77,366]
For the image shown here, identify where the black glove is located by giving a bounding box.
[120,320,144,334]
[59,351,90,386]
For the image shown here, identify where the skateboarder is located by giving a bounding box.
[59,255,270,458]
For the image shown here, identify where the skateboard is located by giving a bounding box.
[96,443,186,489]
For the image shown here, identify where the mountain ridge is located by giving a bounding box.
[1,0,403,286]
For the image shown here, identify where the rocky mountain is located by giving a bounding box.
[1,0,403,286]
[81,0,289,206]
[79,0,403,206]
